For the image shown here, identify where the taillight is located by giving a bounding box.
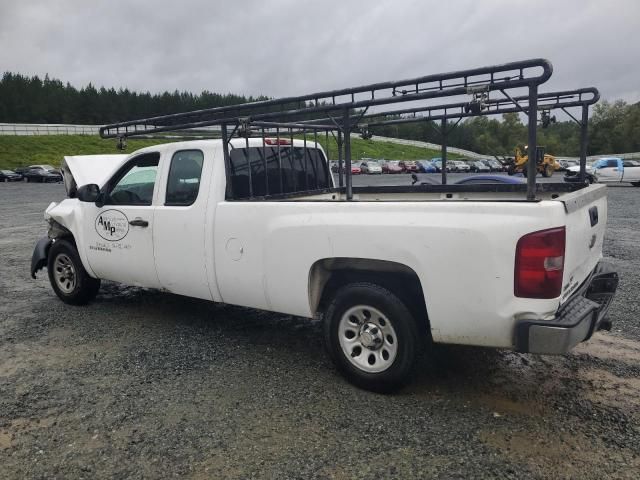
[264,138,291,145]
[514,227,566,299]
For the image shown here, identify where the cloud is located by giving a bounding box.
[1,0,638,106]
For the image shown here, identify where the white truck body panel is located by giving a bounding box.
[44,139,609,351]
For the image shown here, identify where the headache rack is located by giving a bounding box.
[99,58,598,201]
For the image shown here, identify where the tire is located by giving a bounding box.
[542,164,553,178]
[632,182,640,187]
[507,165,515,176]
[522,167,528,178]
[323,282,423,393]
[47,239,100,305]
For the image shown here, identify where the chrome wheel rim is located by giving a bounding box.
[54,253,76,294]
[338,305,398,373]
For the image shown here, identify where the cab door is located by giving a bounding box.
[152,148,213,300]
[82,152,161,288]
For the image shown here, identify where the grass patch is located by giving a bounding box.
[0,134,465,170]
[0,135,175,169]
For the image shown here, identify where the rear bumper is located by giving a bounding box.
[515,260,618,354]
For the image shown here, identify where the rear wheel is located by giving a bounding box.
[323,282,423,393]
[47,239,100,305]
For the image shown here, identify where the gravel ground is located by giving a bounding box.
[1,180,639,479]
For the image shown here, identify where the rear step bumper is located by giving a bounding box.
[515,260,618,354]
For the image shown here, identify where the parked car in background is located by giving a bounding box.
[416,160,437,173]
[478,159,501,172]
[430,159,450,173]
[450,161,470,173]
[1,170,23,182]
[398,160,419,173]
[14,166,32,176]
[567,157,640,186]
[360,160,382,174]
[351,165,361,175]
[23,166,63,183]
[469,161,491,173]
[382,160,404,174]
[488,159,506,172]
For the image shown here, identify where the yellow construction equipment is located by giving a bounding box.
[506,146,560,177]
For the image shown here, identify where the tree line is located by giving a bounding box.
[1,71,638,156]
[0,72,267,125]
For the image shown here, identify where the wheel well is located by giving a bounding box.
[309,258,429,332]
[48,220,75,244]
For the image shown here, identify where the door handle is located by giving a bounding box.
[129,218,149,227]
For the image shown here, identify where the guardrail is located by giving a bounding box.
[0,123,102,135]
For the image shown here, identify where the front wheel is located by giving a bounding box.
[323,282,423,393]
[47,239,100,305]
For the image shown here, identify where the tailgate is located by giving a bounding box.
[559,184,608,304]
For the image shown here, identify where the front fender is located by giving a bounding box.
[31,236,52,279]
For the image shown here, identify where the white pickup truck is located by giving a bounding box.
[30,137,618,391]
[567,157,640,186]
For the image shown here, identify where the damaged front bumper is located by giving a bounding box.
[515,260,619,354]
[31,236,52,279]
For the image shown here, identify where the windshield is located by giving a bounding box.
[387,161,400,166]
[1,170,14,174]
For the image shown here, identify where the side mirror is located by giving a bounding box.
[77,184,100,202]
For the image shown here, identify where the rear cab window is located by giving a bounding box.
[228,145,330,199]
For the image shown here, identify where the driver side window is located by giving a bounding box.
[108,153,160,206]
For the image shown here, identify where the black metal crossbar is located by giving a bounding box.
[100,59,551,139]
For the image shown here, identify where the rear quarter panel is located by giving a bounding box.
[214,199,569,349]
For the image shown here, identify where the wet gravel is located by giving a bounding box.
[1,181,639,479]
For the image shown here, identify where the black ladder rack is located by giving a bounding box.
[98,58,598,201]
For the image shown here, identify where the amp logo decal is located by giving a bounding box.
[95,209,129,241]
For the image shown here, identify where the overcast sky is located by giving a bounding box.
[1,0,639,105]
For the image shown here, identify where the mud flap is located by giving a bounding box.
[31,237,52,279]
